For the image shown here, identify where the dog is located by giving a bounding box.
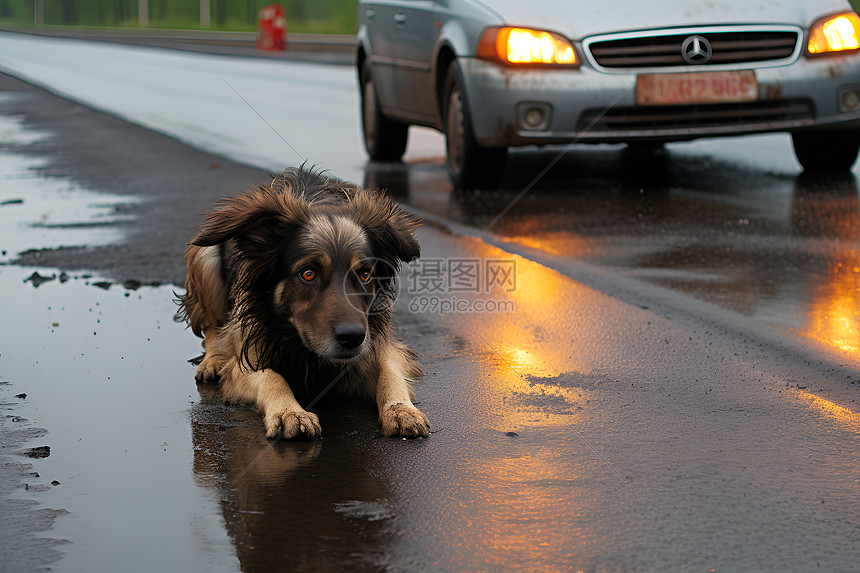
[175,166,429,439]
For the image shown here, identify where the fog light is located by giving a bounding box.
[516,102,552,131]
[524,108,544,128]
[841,87,860,112]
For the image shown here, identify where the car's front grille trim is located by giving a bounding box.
[578,99,815,132]
[583,25,803,72]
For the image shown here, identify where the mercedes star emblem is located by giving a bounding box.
[681,35,713,64]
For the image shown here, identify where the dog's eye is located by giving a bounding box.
[358,269,372,283]
[300,268,317,282]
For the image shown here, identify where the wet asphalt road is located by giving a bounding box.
[1,36,860,572]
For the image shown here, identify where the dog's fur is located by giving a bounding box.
[175,167,429,439]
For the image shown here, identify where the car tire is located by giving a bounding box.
[443,62,507,188]
[360,61,408,161]
[792,130,860,172]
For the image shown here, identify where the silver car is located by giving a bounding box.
[357,0,860,186]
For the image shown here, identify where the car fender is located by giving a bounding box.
[431,4,503,124]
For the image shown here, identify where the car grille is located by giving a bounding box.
[578,99,814,132]
[587,29,800,69]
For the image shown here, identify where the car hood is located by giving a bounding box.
[472,0,854,38]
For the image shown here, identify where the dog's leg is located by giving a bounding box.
[222,362,321,439]
[183,244,231,382]
[195,327,227,383]
[376,344,430,438]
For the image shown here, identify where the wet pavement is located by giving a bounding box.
[5,236,860,571]
[366,143,860,357]
[0,30,453,184]
[1,36,860,573]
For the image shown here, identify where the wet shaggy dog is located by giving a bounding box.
[175,167,429,439]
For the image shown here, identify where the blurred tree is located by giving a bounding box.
[215,0,225,26]
[59,0,76,23]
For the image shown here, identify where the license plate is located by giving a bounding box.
[637,71,758,106]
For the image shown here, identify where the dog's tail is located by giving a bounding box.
[174,243,230,337]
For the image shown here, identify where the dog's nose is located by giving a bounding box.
[334,324,366,349]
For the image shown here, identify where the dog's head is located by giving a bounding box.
[191,167,420,366]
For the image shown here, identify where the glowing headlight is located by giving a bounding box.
[808,12,860,55]
[477,27,578,66]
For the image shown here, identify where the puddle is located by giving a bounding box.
[0,152,135,264]
[0,265,416,571]
[0,266,239,571]
[0,114,51,146]
[0,113,136,264]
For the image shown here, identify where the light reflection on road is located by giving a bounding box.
[792,175,860,357]
[805,258,860,355]
[798,391,860,434]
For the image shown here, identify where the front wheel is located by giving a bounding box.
[443,62,507,188]
[360,61,408,161]
[792,130,860,172]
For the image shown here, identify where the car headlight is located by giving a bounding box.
[477,26,578,66]
[808,12,860,55]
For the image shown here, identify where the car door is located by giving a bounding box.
[360,1,405,114]
[389,0,441,123]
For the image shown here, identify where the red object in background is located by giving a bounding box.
[257,4,287,51]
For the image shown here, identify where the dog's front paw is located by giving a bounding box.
[265,410,321,440]
[194,355,224,384]
[381,403,430,438]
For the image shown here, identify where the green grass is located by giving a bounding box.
[0,0,359,35]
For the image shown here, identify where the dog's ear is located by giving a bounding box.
[349,188,421,265]
[374,207,421,264]
[191,186,308,247]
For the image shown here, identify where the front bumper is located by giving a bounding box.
[459,53,860,147]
